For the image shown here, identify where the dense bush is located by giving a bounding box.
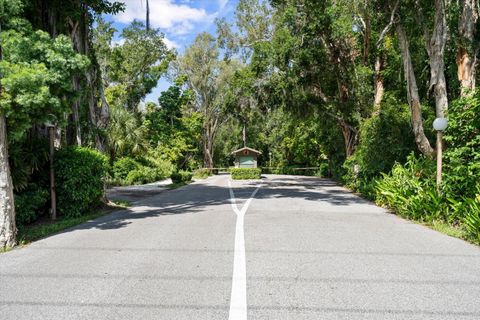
[171,171,193,184]
[111,154,175,186]
[442,92,480,200]
[124,166,156,185]
[343,98,418,189]
[141,155,175,179]
[14,186,49,226]
[112,157,141,180]
[230,168,262,180]
[55,147,109,218]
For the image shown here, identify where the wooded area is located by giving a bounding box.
[0,0,479,248]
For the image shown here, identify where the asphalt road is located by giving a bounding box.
[1,174,479,320]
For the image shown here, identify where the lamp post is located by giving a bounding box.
[269,151,272,169]
[433,117,448,189]
[45,121,57,220]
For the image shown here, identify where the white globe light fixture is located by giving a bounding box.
[433,117,448,190]
[433,117,448,131]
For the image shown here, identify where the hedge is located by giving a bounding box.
[230,168,262,180]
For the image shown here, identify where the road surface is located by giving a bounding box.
[1,174,479,319]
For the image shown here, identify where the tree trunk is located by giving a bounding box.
[457,0,478,96]
[203,125,214,168]
[0,19,16,249]
[72,77,82,146]
[373,54,385,115]
[426,0,449,118]
[95,79,110,152]
[0,115,16,249]
[339,120,357,158]
[396,24,435,157]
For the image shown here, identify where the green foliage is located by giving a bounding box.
[55,147,109,218]
[464,197,480,244]
[375,155,442,221]
[170,171,193,184]
[94,18,171,111]
[230,168,262,180]
[106,105,148,160]
[124,166,161,185]
[9,136,49,192]
[193,168,212,179]
[1,28,88,141]
[14,186,49,226]
[143,84,202,170]
[112,155,174,186]
[443,91,480,200]
[344,98,417,183]
[112,157,141,180]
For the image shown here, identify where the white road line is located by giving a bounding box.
[228,180,261,320]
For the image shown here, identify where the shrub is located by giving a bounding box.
[14,187,49,225]
[114,155,174,186]
[230,168,262,180]
[124,166,171,185]
[375,155,443,221]
[193,168,212,179]
[464,197,480,245]
[142,156,175,179]
[112,157,141,180]
[443,91,480,200]
[343,97,417,190]
[55,146,109,218]
[316,163,330,177]
[171,171,193,184]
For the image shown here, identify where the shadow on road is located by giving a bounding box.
[55,175,369,235]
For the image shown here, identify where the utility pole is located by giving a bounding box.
[146,0,150,31]
[47,123,57,220]
[433,117,448,190]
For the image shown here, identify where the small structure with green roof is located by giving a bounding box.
[232,147,262,168]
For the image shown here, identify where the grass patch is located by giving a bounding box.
[193,168,212,179]
[426,220,468,240]
[166,181,191,189]
[16,203,121,246]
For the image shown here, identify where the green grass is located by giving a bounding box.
[426,220,468,241]
[16,211,107,245]
[15,200,132,246]
[166,181,191,189]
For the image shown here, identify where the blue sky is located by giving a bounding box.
[105,0,238,103]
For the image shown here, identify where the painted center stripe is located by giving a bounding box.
[228,180,261,320]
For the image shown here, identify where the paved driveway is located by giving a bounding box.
[1,174,479,319]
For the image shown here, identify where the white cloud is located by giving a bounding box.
[163,36,180,49]
[115,0,211,35]
[111,38,125,46]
